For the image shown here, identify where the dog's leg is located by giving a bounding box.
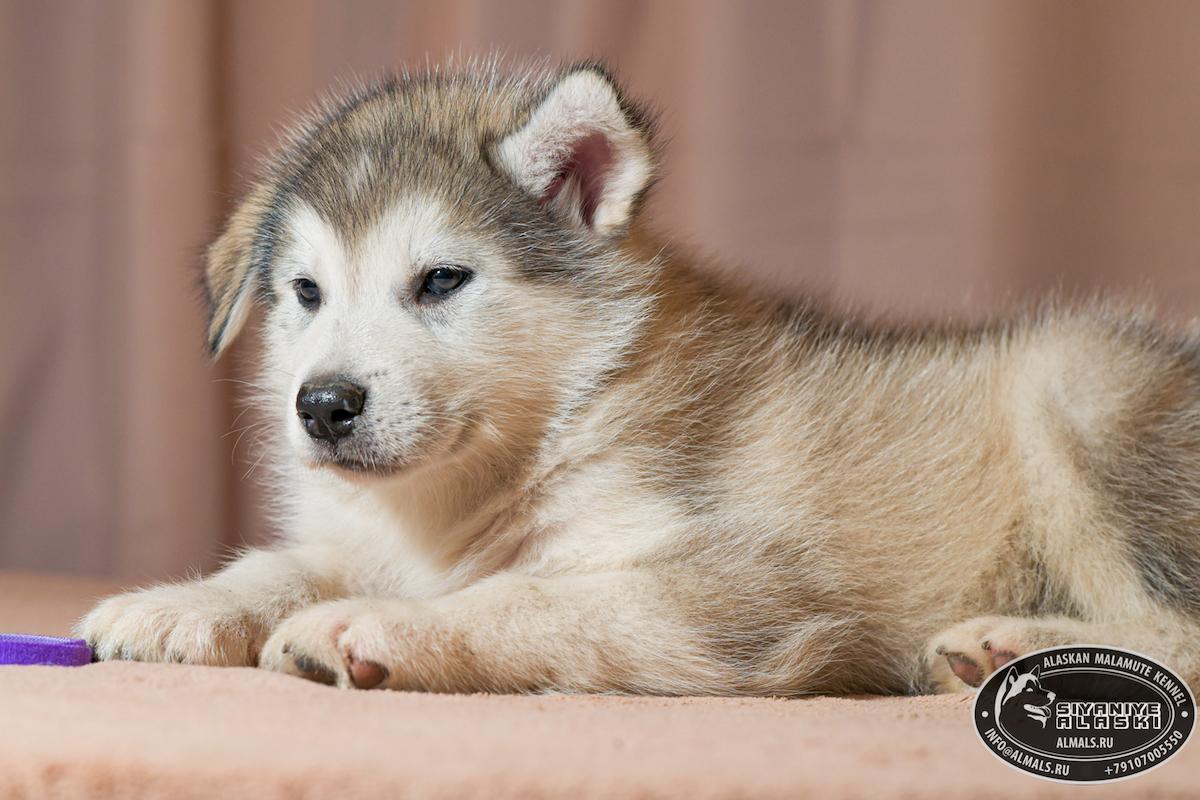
[925,614,1200,692]
[79,545,346,666]
[259,571,732,693]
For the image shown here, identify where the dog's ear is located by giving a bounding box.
[1004,667,1019,687]
[492,64,656,239]
[204,185,274,356]
[1030,665,1041,678]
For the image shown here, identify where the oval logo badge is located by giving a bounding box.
[973,646,1194,782]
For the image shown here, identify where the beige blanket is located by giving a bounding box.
[1,571,1195,799]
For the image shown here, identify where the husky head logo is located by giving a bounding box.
[995,665,1055,728]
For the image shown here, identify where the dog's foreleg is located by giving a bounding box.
[259,570,732,693]
[78,545,347,665]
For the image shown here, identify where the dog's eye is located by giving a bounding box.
[293,278,321,309]
[420,266,471,299]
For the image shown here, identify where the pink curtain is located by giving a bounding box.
[4,0,1200,580]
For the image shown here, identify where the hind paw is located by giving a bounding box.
[926,616,1034,692]
[926,615,1094,692]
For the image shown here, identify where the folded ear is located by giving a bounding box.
[492,65,656,238]
[204,185,274,356]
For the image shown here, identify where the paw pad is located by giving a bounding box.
[945,652,985,687]
[347,657,388,690]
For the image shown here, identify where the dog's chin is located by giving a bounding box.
[301,444,411,480]
[294,419,474,481]
[325,456,406,479]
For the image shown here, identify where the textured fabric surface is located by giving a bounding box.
[0,634,91,666]
[2,572,1199,799]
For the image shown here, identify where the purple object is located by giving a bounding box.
[0,634,92,666]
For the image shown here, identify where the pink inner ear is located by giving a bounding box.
[539,132,614,227]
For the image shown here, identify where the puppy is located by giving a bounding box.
[80,60,1200,695]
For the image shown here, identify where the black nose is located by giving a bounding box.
[295,380,366,442]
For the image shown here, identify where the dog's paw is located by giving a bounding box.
[259,598,428,690]
[925,615,1094,692]
[78,583,264,666]
[926,615,1038,692]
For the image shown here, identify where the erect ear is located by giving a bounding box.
[1030,665,1041,678]
[1004,667,1019,686]
[204,184,274,356]
[492,65,656,238]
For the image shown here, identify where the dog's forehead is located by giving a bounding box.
[283,139,494,249]
[275,75,540,246]
[283,193,476,285]
[273,130,507,286]
[257,71,584,294]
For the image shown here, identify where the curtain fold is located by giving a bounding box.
[4,0,1200,580]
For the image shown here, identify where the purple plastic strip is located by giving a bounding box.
[0,634,93,666]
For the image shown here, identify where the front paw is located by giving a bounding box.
[259,599,427,690]
[78,583,264,666]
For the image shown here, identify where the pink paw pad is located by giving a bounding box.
[982,639,1019,670]
[940,649,985,687]
[346,656,388,690]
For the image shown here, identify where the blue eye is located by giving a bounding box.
[421,266,471,298]
[293,278,321,309]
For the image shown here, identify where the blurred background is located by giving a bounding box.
[3,0,1200,582]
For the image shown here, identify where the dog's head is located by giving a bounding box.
[204,62,657,476]
[995,665,1056,728]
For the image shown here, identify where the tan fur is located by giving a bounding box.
[81,59,1200,696]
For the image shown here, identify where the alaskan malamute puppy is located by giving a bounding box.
[81,61,1200,695]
